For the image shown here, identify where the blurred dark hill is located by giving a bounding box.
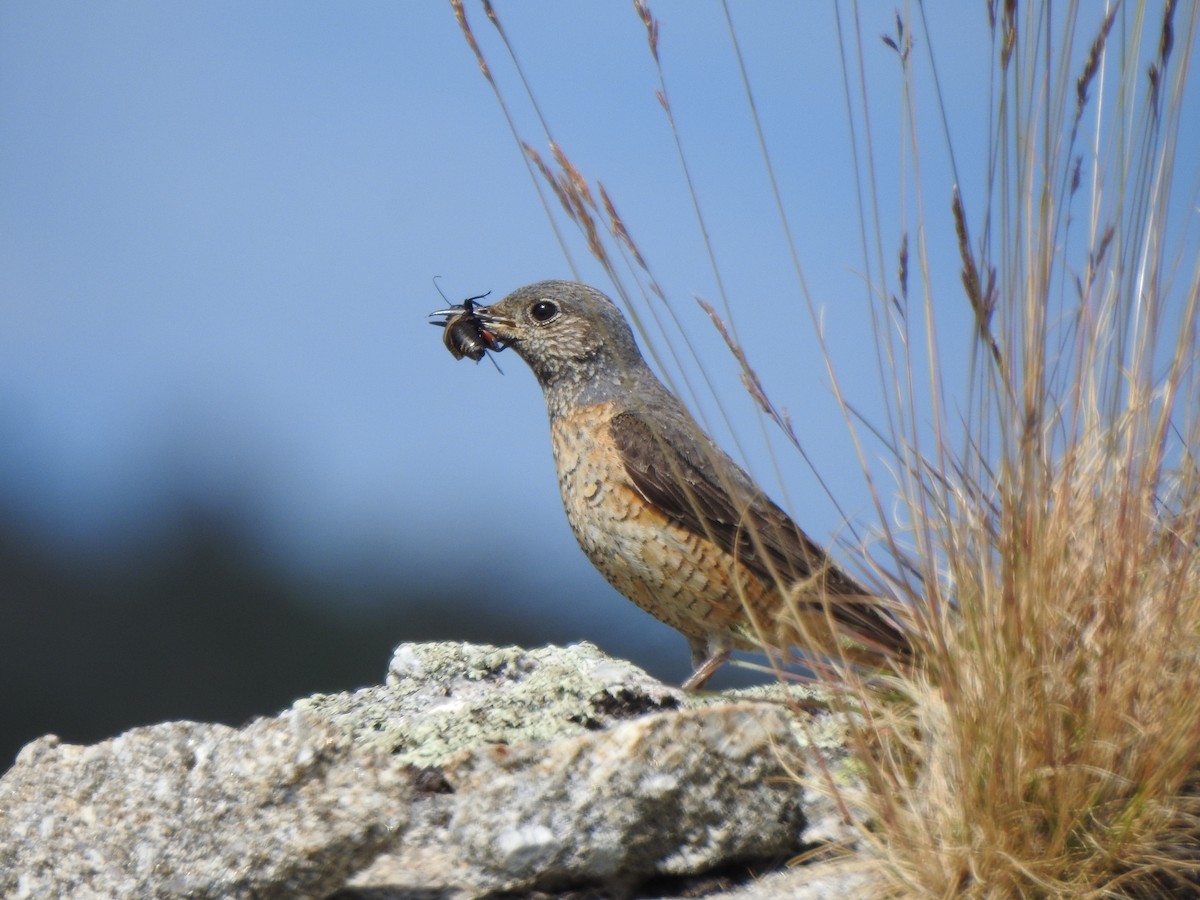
[0,497,570,769]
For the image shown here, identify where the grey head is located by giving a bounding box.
[475,281,654,410]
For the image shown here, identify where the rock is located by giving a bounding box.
[0,642,874,898]
[445,702,808,888]
[715,861,884,899]
[338,643,857,895]
[0,710,411,899]
[296,640,684,766]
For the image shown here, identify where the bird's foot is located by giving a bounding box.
[681,648,731,690]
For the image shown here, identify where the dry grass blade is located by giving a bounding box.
[951,187,1002,372]
[633,0,660,61]
[1075,5,1118,122]
[449,0,492,83]
[1149,0,1179,117]
[448,1,583,277]
[598,183,648,273]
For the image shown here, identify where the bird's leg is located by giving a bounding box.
[682,638,730,690]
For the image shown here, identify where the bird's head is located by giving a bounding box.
[471,281,646,391]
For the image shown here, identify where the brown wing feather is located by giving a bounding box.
[608,411,908,652]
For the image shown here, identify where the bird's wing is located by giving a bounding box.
[608,410,908,650]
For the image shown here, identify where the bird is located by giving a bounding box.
[432,280,910,688]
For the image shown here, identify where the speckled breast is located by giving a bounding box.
[547,401,771,648]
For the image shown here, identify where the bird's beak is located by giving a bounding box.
[427,305,512,331]
[469,306,518,340]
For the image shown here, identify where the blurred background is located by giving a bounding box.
[5,4,1191,767]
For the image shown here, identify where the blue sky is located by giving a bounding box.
[2,4,1195,677]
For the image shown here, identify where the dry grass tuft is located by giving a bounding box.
[871,431,1200,895]
[854,3,1200,894]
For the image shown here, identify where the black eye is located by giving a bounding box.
[530,300,558,322]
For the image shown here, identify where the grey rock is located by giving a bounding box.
[342,643,857,896]
[297,640,684,766]
[1,641,873,899]
[0,710,410,899]
[707,861,885,899]
[445,702,809,888]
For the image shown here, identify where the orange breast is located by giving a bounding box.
[548,402,776,649]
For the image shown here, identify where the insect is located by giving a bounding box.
[432,278,506,369]
[429,287,504,366]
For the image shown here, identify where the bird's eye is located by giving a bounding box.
[530,300,558,322]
